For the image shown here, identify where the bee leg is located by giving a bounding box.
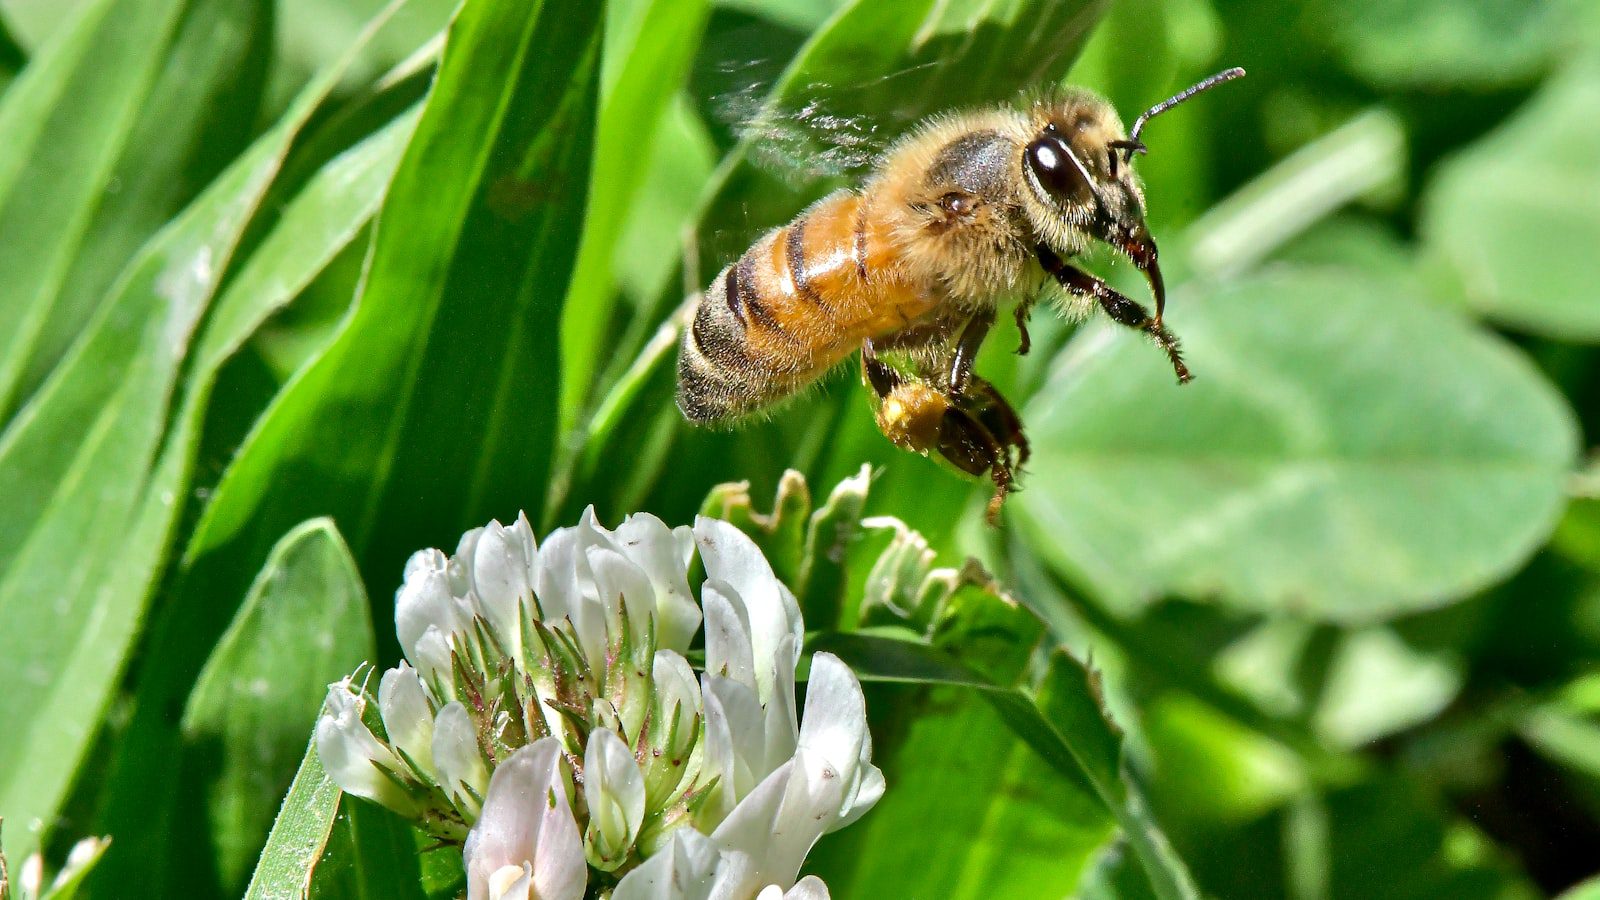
[967,377,1030,468]
[1013,297,1036,356]
[861,338,903,397]
[947,308,996,396]
[1037,247,1192,384]
[931,397,1015,525]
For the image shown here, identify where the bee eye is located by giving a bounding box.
[1025,135,1089,203]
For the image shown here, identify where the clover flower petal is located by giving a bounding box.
[316,507,880,899]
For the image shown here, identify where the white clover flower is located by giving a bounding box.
[314,508,881,900]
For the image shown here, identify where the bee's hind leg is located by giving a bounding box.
[863,341,1023,526]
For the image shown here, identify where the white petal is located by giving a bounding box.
[395,549,456,659]
[612,828,721,900]
[798,654,881,825]
[584,727,646,864]
[314,681,418,815]
[702,675,767,800]
[466,739,585,900]
[532,526,582,623]
[432,702,488,815]
[453,526,485,595]
[693,518,802,704]
[19,851,42,896]
[411,625,457,689]
[785,876,831,900]
[653,650,703,742]
[471,515,537,650]
[615,512,701,652]
[487,863,533,900]
[588,545,656,652]
[706,760,796,892]
[378,663,435,776]
[701,581,755,692]
[761,634,800,775]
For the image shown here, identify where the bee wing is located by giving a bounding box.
[710,59,942,186]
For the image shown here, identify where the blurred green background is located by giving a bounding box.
[1,0,1599,897]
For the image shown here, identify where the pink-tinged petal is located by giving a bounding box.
[466,739,584,900]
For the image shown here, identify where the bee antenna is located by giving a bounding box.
[1110,67,1247,164]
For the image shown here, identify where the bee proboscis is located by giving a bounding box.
[677,68,1246,523]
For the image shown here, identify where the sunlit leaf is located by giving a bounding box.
[560,0,713,427]
[179,0,600,686]
[1016,269,1579,621]
[0,6,395,863]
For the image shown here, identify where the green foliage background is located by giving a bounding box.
[1,0,1598,896]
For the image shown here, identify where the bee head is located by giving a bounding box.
[1020,68,1246,321]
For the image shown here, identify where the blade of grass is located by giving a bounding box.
[0,3,409,866]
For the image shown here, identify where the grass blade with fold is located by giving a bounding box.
[0,0,269,418]
[0,5,409,866]
[178,0,601,670]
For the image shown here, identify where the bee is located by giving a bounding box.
[677,68,1246,523]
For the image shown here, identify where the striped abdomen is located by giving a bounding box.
[677,189,939,422]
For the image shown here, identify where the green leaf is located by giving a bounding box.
[1015,269,1579,621]
[82,105,417,894]
[0,6,404,867]
[560,0,712,427]
[814,633,1201,900]
[307,800,429,900]
[1421,56,1600,342]
[242,739,427,900]
[0,0,270,417]
[807,679,1116,898]
[179,0,600,686]
[179,518,375,895]
[241,737,346,900]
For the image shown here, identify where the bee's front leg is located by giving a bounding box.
[1037,245,1191,384]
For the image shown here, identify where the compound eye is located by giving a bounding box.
[1025,135,1090,204]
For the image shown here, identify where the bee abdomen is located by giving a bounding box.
[676,249,793,423]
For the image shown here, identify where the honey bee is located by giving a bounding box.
[678,69,1246,523]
